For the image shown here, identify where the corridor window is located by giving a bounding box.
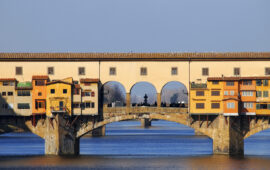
[243,80,252,85]
[171,67,178,75]
[78,67,85,75]
[212,81,219,85]
[109,67,116,75]
[196,103,204,109]
[17,90,30,96]
[48,67,54,75]
[35,80,45,86]
[140,67,147,75]
[16,67,23,75]
[242,91,253,96]
[234,68,240,76]
[227,102,235,109]
[202,68,209,76]
[265,67,270,75]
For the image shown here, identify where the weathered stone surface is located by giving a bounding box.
[141,118,151,128]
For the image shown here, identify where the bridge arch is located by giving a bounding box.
[129,81,158,107]
[160,81,188,107]
[77,113,213,138]
[101,81,127,107]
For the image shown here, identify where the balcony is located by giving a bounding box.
[50,106,68,113]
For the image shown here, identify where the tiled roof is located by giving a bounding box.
[80,78,99,83]
[0,52,270,61]
[0,78,17,82]
[32,75,49,80]
[46,80,72,85]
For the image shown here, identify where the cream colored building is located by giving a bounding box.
[0,78,17,116]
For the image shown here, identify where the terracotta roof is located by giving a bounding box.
[208,76,270,81]
[46,80,72,85]
[32,75,49,80]
[0,52,270,61]
[74,84,81,89]
[80,78,99,83]
[0,78,17,82]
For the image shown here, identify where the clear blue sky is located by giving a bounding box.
[0,0,269,52]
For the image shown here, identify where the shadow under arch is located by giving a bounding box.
[101,81,127,107]
[160,81,188,108]
[77,113,212,139]
[129,81,158,107]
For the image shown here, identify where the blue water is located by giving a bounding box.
[1,120,270,169]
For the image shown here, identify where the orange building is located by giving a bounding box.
[239,78,256,115]
[222,77,240,116]
[32,75,49,115]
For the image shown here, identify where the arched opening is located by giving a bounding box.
[161,81,188,107]
[130,82,157,107]
[102,81,126,107]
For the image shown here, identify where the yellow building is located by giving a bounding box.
[255,77,270,115]
[46,78,73,117]
[190,78,223,115]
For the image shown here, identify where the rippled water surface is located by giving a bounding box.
[1,120,270,169]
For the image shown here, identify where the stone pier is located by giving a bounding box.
[92,125,106,137]
[141,118,152,128]
[44,113,79,155]
[212,115,244,155]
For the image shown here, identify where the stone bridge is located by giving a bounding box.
[1,106,270,156]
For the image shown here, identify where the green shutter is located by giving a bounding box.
[256,104,260,110]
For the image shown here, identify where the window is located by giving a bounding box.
[73,103,80,108]
[78,67,85,75]
[230,91,234,95]
[10,82,14,86]
[48,67,54,75]
[256,104,268,110]
[35,80,45,86]
[243,80,252,85]
[242,91,253,96]
[265,67,270,75]
[16,67,22,75]
[91,92,95,97]
[243,102,253,109]
[212,81,219,85]
[1,92,6,96]
[211,91,220,96]
[85,102,91,108]
[263,91,269,97]
[140,67,147,75]
[8,92,13,96]
[171,67,178,75]
[35,101,45,109]
[234,68,240,76]
[224,91,228,95]
[227,102,235,109]
[50,89,55,94]
[2,104,8,109]
[211,103,220,109]
[17,90,30,96]
[17,103,30,109]
[63,89,67,94]
[82,92,91,96]
[196,91,204,96]
[196,103,204,109]
[109,67,116,75]
[3,82,9,86]
[263,80,269,86]
[256,80,262,86]
[256,91,262,97]
[73,89,80,95]
[226,81,234,86]
[91,103,95,108]
[38,92,42,96]
[202,68,209,76]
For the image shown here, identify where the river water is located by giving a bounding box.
[1,120,270,169]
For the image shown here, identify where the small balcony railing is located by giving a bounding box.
[50,106,68,113]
